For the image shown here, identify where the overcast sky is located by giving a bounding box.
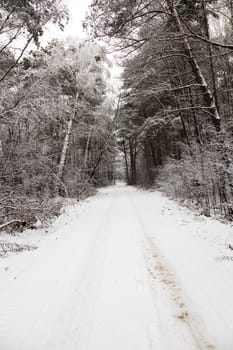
[44,0,122,89]
[45,0,92,42]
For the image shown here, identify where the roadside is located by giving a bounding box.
[129,188,233,350]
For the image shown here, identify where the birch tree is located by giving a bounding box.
[0,39,117,229]
[57,42,109,181]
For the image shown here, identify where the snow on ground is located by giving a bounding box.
[0,184,232,350]
[129,188,233,350]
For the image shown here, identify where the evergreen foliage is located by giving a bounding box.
[88,0,233,219]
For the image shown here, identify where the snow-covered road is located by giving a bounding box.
[0,184,233,350]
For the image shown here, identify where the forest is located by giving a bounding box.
[0,0,117,232]
[87,0,233,220]
[1,2,233,348]
[1,0,233,233]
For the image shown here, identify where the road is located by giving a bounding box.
[0,184,229,350]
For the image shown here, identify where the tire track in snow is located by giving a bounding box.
[0,185,222,350]
[128,190,216,350]
[83,186,161,350]
[145,235,215,350]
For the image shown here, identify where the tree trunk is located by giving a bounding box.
[57,92,79,180]
[165,0,221,131]
[83,128,92,171]
[149,141,157,167]
[230,0,233,37]
[58,55,97,181]
[144,141,154,184]
[201,0,220,112]
[129,138,137,185]
[122,140,130,185]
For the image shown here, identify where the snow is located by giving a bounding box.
[0,184,232,350]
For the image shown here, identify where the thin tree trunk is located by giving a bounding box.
[202,0,220,112]
[57,92,79,180]
[188,87,202,144]
[0,35,34,84]
[231,0,233,36]
[58,55,98,181]
[83,128,92,171]
[129,139,137,185]
[149,141,157,167]
[78,127,114,197]
[123,141,130,185]
[144,141,153,184]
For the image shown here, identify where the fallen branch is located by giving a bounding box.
[0,241,37,256]
[0,219,24,231]
[51,171,69,198]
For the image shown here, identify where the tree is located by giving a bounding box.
[0,0,68,83]
[0,38,117,230]
[86,0,233,219]
[87,0,221,130]
[56,42,110,182]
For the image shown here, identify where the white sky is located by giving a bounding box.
[43,0,122,91]
[45,0,92,42]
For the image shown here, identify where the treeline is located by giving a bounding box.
[0,0,116,231]
[88,0,233,219]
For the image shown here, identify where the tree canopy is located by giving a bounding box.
[86,0,233,219]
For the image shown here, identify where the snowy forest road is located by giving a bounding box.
[0,184,232,350]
